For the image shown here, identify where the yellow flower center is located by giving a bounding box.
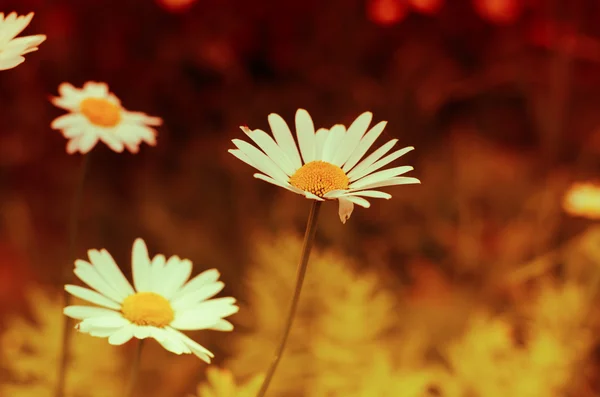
[121,292,174,327]
[80,97,121,127]
[289,161,349,197]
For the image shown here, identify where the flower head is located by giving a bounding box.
[50,82,162,154]
[63,238,238,363]
[563,181,600,220]
[0,12,46,71]
[229,109,420,223]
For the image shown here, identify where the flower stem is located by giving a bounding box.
[255,200,322,397]
[55,154,90,397]
[126,339,145,397]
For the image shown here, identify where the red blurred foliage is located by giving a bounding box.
[156,0,198,13]
[473,0,522,25]
[409,0,444,15]
[0,243,32,315]
[367,0,408,26]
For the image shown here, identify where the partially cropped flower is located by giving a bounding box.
[192,367,264,397]
[50,82,162,154]
[229,109,419,223]
[0,12,46,71]
[563,181,600,220]
[63,238,238,363]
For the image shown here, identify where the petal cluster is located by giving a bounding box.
[0,12,46,71]
[51,82,162,154]
[229,109,420,223]
[63,238,238,363]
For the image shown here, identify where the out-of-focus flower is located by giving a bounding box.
[50,82,162,154]
[0,288,124,397]
[409,0,444,15]
[156,0,198,13]
[473,0,522,25]
[192,367,264,397]
[0,12,45,71]
[367,0,408,26]
[63,238,239,363]
[563,182,600,220]
[229,109,419,223]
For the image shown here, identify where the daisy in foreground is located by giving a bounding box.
[229,109,420,223]
[0,12,46,71]
[51,82,162,154]
[63,238,238,363]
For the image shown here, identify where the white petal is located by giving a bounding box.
[88,249,134,299]
[243,127,296,175]
[0,55,23,71]
[79,315,130,330]
[161,258,193,300]
[171,281,225,311]
[64,285,121,310]
[321,124,346,163]
[253,173,304,195]
[295,109,316,164]
[87,326,124,338]
[132,325,153,339]
[149,254,167,294]
[349,176,421,191]
[342,190,392,199]
[229,149,254,168]
[168,329,214,363]
[314,128,329,160]
[349,146,415,182]
[171,269,221,301]
[350,166,415,190]
[208,319,234,331]
[338,197,354,224]
[171,298,238,330]
[232,139,289,182]
[347,139,398,180]
[63,305,119,320]
[346,195,371,208]
[343,121,387,172]
[99,132,126,153]
[51,113,86,130]
[154,327,191,355]
[74,260,124,303]
[131,238,152,292]
[107,324,135,345]
[268,113,302,169]
[77,133,100,154]
[332,112,372,167]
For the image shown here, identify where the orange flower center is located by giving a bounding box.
[121,292,174,327]
[289,161,349,197]
[80,97,121,127]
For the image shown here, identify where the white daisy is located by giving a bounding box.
[50,81,162,154]
[0,12,46,71]
[229,109,420,223]
[63,238,239,363]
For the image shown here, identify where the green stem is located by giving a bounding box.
[255,201,322,397]
[55,154,90,397]
[126,339,145,397]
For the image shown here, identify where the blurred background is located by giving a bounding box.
[1,0,600,396]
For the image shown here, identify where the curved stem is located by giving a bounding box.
[55,154,90,397]
[255,200,322,397]
[126,339,145,397]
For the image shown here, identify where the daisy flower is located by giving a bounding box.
[50,82,162,154]
[229,109,420,223]
[0,12,46,71]
[63,238,239,363]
